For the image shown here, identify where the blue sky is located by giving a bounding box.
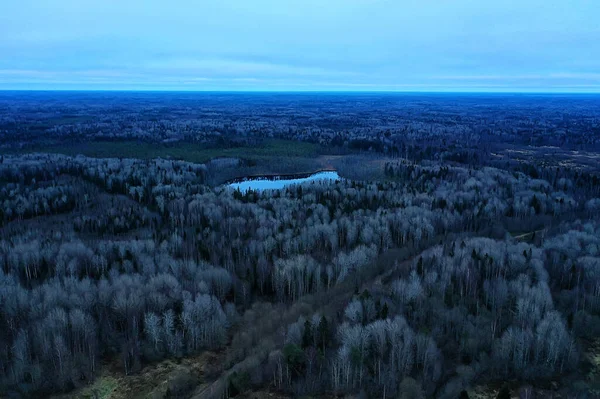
[0,0,599,92]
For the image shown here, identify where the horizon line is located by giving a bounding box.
[1,88,599,95]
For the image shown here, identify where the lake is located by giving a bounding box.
[228,170,341,192]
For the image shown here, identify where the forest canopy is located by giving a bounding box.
[0,93,599,398]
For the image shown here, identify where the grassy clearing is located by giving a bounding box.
[81,376,118,399]
[51,352,216,399]
[52,373,118,399]
[323,154,390,181]
[18,139,321,164]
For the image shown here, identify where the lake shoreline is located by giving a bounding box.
[228,170,341,192]
[225,168,338,184]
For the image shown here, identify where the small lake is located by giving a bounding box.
[228,170,341,192]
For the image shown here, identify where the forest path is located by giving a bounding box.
[190,244,421,398]
[512,228,547,241]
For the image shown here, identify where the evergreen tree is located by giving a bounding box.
[381,303,389,319]
[417,256,424,276]
[302,319,313,349]
[317,316,329,351]
[496,384,511,399]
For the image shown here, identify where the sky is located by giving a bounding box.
[0,0,599,92]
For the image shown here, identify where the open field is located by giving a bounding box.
[13,139,322,164]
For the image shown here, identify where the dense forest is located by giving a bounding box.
[0,93,600,398]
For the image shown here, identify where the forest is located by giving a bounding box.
[0,92,600,398]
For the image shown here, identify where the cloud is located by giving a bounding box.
[141,58,362,80]
[0,0,598,91]
[431,73,600,82]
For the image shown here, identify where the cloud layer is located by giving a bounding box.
[1,0,599,91]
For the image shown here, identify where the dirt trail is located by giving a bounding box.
[53,245,419,399]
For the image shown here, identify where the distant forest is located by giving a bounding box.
[1,92,600,398]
